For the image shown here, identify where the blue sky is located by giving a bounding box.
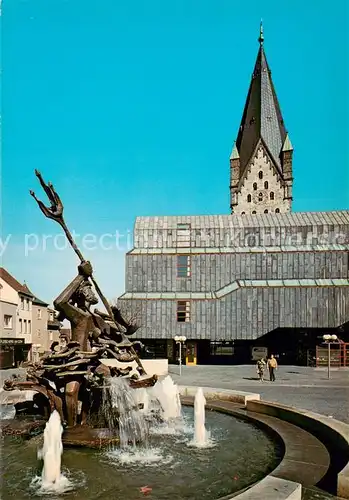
[2,0,349,305]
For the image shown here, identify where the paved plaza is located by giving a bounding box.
[169,364,349,424]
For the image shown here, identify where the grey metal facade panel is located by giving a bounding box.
[118,284,349,340]
[125,250,349,293]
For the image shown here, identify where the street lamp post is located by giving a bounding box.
[174,335,187,376]
[322,334,338,379]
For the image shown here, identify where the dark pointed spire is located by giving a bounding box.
[235,24,287,173]
[258,20,264,45]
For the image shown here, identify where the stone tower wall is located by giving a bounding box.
[232,146,291,215]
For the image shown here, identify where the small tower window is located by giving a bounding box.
[258,171,263,179]
[264,209,268,213]
[258,192,263,201]
[275,208,280,213]
[253,182,257,191]
[264,181,268,189]
[241,212,245,215]
[252,211,256,214]
[247,194,251,203]
[270,192,274,200]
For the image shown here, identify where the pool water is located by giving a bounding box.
[1,406,282,500]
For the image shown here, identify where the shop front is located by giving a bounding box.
[0,338,28,368]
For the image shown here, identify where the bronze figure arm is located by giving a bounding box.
[54,262,92,309]
[53,274,86,324]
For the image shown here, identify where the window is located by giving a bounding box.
[241,212,245,215]
[210,341,234,356]
[28,320,31,334]
[270,192,274,200]
[247,194,251,203]
[258,171,263,179]
[253,182,257,191]
[19,318,22,333]
[49,311,54,321]
[24,319,27,333]
[264,181,268,189]
[264,209,268,213]
[37,309,42,319]
[252,211,256,214]
[177,255,191,278]
[275,208,280,213]
[4,315,13,329]
[20,297,24,310]
[37,329,41,338]
[177,301,190,322]
[258,192,263,201]
[176,223,191,248]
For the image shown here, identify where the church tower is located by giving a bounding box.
[230,24,293,215]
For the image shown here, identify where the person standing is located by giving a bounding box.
[267,354,278,382]
[256,358,266,381]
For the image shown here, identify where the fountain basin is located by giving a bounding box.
[1,406,282,500]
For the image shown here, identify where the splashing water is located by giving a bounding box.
[106,445,174,467]
[34,410,72,493]
[104,377,149,448]
[150,376,182,421]
[132,388,150,413]
[0,404,16,420]
[188,388,213,448]
[38,410,63,483]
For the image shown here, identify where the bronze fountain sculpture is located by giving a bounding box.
[2,171,157,445]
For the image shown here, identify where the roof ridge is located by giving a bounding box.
[0,267,28,293]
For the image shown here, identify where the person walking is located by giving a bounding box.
[256,358,266,381]
[267,354,278,382]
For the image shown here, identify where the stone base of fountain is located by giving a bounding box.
[0,416,47,437]
[1,414,121,449]
[62,425,120,448]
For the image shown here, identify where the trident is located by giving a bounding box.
[30,170,146,373]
